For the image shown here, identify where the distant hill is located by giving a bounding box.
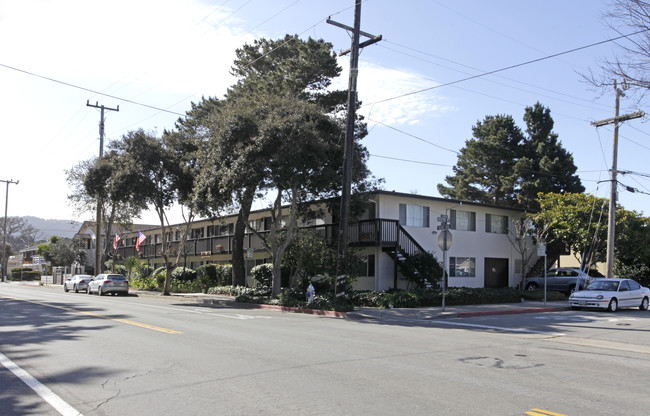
[22,216,81,241]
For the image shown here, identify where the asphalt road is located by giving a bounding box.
[1,283,650,416]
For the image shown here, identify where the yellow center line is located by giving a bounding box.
[526,409,569,416]
[1,295,182,334]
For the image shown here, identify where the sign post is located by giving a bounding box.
[437,215,453,312]
[537,243,547,305]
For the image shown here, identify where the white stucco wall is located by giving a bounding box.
[369,192,531,290]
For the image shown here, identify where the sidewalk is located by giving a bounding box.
[348,300,571,321]
[3,280,571,319]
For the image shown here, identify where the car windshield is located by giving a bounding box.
[586,280,619,291]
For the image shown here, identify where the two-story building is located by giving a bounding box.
[105,191,538,290]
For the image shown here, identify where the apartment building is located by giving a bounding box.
[100,191,536,291]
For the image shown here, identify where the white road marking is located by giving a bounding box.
[0,351,83,416]
[426,320,565,336]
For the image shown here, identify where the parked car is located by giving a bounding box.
[63,274,94,293]
[524,267,602,295]
[569,278,650,312]
[87,273,129,296]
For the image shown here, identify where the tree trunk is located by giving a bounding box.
[232,187,255,287]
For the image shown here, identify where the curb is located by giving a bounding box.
[456,306,571,318]
[247,303,346,318]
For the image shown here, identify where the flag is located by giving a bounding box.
[136,231,147,251]
[112,233,121,250]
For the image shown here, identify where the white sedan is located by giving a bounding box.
[569,278,650,312]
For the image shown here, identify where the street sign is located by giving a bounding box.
[438,229,453,251]
[437,215,448,222]
[537,243,546,257]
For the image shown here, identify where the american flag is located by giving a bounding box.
[136,231,147,251]
[112,233,121,250]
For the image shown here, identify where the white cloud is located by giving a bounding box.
[332,59,457,126]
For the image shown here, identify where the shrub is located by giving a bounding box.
[129,275,159,291]
[399,251,443,289]
[172,267,196,282]
[197,264,218,294]
[251,263,273,287]
[378,290,420,308]
[216,264,233,286]
[10,269,41,281]
[136,264,153,279]
[113,264,127,275]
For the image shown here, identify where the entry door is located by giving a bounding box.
[484,258,509,288]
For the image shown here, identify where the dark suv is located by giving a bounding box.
[525,267,603,295]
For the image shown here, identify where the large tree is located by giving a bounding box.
[193,35,376,290]
[438,103,583,210]
[108,129,198,295]
[530,193,610,268]
[0,217,40,250]
[66,153,147,272]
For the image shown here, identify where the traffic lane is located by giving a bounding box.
[423,309,650,354]
[1,288,649,416]
[0,364,62,416]
[0,290,188,416]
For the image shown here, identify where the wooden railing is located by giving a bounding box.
[114,219,425,260]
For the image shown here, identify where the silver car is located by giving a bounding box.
[570,278,650,312]
[87,273,129,296]
[64,274,94,293]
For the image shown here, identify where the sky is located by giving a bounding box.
[1,0,649,226]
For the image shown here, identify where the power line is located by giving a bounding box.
[367,118,458,153]
[370,153,452,167]
[368,29,650,106]
[0,63,185,116]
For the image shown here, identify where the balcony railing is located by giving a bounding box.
[113,219,424,260]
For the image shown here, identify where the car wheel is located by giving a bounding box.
[74,285,78,293]
[64,284,69,292]
[640,297,649,311]
[608,298,618,312]
[526,282,538,291]
[98,286,103,296]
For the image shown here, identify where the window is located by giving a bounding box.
[191,227,204,239]
[399,204,430,227]
[450,210,476,231]
[485,214,508,234]
[629,280,641,290]
[450,257,476,277]
[249,218,265,231]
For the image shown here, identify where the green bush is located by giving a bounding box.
[197,264,218,294]
[172,267,196,282]
[137,264,153,279]
[129,275,159,291]
[216,264,233,286]
[170,278,201,293]
[9,269,40,281]
[251,263,273,287]
[378,290,420,308]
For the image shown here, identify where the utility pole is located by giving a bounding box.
[591,80,644,278]
[1,179,19,282]
[328,1,381,296]
[87,101,119,275]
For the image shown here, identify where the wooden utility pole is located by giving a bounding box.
[1,179,18,282]
[328,1,381,296]
[87,101,119,275]
[591,81,644,278]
